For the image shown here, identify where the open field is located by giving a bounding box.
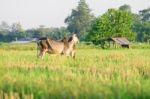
[0,43,150,99]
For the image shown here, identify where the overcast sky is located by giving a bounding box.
[0,0,150,29]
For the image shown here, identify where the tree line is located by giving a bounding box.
[0,0,150,44]
[0,23,69,42]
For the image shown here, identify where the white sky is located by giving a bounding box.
[0,0,150,29]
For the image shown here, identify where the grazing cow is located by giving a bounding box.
[37,34,79,59]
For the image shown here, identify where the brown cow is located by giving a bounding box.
[37,34,79,59]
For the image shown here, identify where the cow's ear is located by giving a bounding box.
[68,37,73,42]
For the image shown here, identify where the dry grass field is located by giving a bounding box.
[0,43,150,99]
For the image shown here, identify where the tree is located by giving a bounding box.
[139,8,150,22]
[32,26,70,39]
[9,23,27,40]
[0,21,10,42]
[0,21,10,35]
[133,8,150,42]
[119,4,131,12]
[11,23,24,33]
[36,25,49,37]
[65,0,94,40]
[133,21,150,42]
[87,9,135,48]
[132,14,143,42]
[50,27,70,40]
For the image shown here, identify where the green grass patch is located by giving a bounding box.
[0,43,150,99]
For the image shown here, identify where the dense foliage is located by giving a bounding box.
[133,8,150,42]
[0,23,70,42]
[86,5,150,47]
[65,0,94,40]
[87,9,135,47]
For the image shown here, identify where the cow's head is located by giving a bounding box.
[68,33,79,44]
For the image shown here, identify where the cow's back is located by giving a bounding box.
[47,39,64,54]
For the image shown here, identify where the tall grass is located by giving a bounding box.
[0,43,150,99]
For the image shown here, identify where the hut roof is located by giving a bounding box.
[110,37,130,45]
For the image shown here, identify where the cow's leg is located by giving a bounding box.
[38,51,43,58]
[41,49,47,59]
[38,49,46,59]
[38,50,42,58]
[71,50,75,59]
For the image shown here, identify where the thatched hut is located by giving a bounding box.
[107,37,130,48]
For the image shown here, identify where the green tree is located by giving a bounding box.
[0,21,10,35]
[87,9,135,48]
[36,25,49,37]
[0,21,10,42]
[139,8,150,22]
[119,4,131,12]
[11,23,24,33]
[132,14,143,41]
[65,0,94,40]
[33,26,69,39]
[10,23,27,40]
[50,27,70,40]
[133,8,150,42]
